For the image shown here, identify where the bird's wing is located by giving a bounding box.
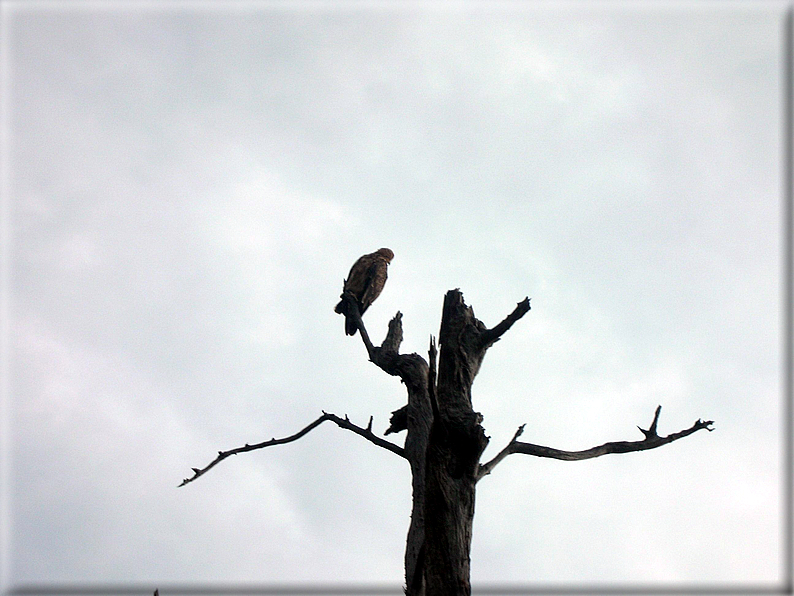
[343,254,374,296]
[360,259,387,313]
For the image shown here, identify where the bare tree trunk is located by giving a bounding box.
[367,314,432,596]
[422,428,481,596]
[402,362,432,596]
[407,290,505,596]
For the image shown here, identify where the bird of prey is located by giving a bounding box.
[334,248,394,336]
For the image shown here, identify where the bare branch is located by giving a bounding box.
[476,424,525,480]
[477,406,714,481]
[479,297,531,348]
[349,305,420,384]
[339,293,377,360]
[385,404,408,435]
[428,336,439,421]
[638,404,662,440]
[180,412,406,487]
[381,311,404,353]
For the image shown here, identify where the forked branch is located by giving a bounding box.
[179,411,406,487]
[477,405,714,481]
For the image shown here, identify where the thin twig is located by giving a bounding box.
[180,411,406,487]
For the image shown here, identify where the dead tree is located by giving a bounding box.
[180,287,714,595]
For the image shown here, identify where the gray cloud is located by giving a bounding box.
[4,1,785,589]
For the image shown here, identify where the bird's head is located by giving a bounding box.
[376,248,394,262]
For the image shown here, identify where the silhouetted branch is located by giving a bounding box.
[385,404,408,435]
[381,311,405,354]
[428,336,440,422]
[346,300,420,384]
[477,405,714,481]
[476,424,526,481]
[340,292,377,360]
[179,411,406,487]
[638,404,662,439]
[479,297,531,348]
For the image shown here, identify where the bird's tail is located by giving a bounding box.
[345,315,358,336]
[335,299,358,335]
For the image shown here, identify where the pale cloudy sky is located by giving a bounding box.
[1,0,787,592]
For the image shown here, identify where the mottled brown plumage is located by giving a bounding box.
[334,248,394,336]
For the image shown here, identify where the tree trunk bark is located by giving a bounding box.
[405,290,492,596]
[403,363,432,596]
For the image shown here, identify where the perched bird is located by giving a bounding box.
[334,248,394,336]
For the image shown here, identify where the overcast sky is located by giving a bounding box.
[1,0,787,592]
